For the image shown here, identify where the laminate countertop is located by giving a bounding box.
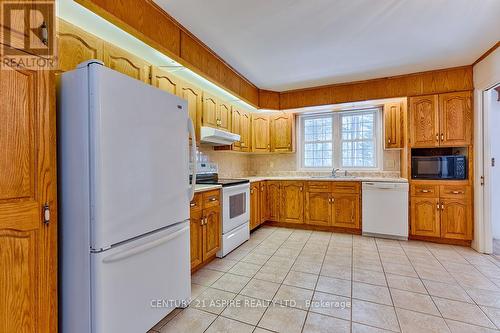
[244,176,408,183]
[194,184,222,193]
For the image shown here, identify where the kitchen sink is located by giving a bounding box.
[311,175,357,179]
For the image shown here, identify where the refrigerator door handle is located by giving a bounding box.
[102,225,189,263]
[188,118,197,201]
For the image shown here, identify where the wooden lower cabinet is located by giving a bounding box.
[440,198,472,240]
[332,194,360,229]
[267,181,281,221]
[250,182,261,230]
[305,191,331,226]
[410,197,440,237]
[190,190,221,271]
[260,182,269,223]
[280,181,304,224]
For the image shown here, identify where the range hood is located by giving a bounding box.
[200,126,240,145]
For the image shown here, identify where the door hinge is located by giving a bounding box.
[481,176,485,186]
[492,158,496,167]
[42,203,50,225]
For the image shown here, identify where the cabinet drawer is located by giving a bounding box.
[306,181,331,192]
[411,184,439,197]
[331,182,360,194]
[190,193,202,211]
[440,185,470,199]
[202,190,220,208]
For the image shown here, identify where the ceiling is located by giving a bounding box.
[155,0,500,91]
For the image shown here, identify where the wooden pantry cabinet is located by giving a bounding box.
[190,190,221,271]
[409,91,472,147]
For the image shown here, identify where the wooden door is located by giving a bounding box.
[250,182,260,230]
[252,114,270,152]
[103,42,149,82]
[267,181,281,221]
[240,111,251,152]
[409,95,439,147]
[202,92,218,128]
[202,206,220,260]
[190,209,203,270]
[440,198,472,240]
[384,102,403,149]
[0,67,57,332]
[260,182,269,223]
[410,197,440,237]
[439,91,472,146]
[331,194,359,229]
[57,19,103,72]
[270,113,293,152]
[305,192,331,226]
[218,101,232,131]
[150,66,182,96]
[280,181,304,224]
[180,82,203,144]
[231,108,242,150]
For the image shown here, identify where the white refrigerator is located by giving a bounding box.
[58,60,196,333]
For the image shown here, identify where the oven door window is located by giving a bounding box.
[229,192,246,218]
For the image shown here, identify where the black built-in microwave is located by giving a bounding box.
[411,155,467,180]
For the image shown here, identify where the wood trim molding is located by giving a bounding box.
[473,41,500,66]
[259,89,280,109]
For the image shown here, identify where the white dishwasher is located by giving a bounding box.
[362,182,409,240]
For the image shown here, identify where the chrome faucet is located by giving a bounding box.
[331,168,341,177]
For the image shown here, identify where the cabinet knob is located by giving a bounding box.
[209,197,217,202]
[441,133,444,141]
[436,133,439,142]
[420,190,430,193]
[190,202,196,207]
[388,138,391,144]
[437,203,440,210]
[441,203,445,211]
[451,191,464,194]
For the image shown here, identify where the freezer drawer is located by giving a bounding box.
[91,221,190,333]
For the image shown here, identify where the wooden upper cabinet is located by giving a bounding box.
[270,113,293,152]
[409,95,439,147]
[440,198,472,240]
[252,114,270,152]
[202,206,220,260]
[0,67,56,332]
[439,91,472,146]
[218,101,232,131]
[150,66,182,96]
[202,92,218,128]
[260,182,269,223]
[384,102,403,149]
[410,197,440,237]
[331,194,360,229]
[250,182,260,230]
[180,82,203,143]
[240,111,251,152]
[103,42,150,82]
[57,19,104,72]
[231,108,242,150]
[267,181,281,221]
[280,181,304,224]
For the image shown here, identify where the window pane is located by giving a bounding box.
[302,116,333,168]
[340,111,377,168]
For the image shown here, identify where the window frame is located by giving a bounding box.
[297,108,383,171]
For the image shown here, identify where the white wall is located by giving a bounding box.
[489,88,500,239]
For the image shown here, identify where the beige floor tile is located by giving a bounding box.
[302,312,350,333]
[422,280,473,303]
[386,273,427,294]
[273,285,313,310]
[204,258,238,272]
[480,306,500,328]
[321,263,353,280]
[382,262,418,278]
[465,287,500,308]
[159,308,216,333]
[316,275,351,297]
[351,322,393,332]
[395,308,449,333]
[351,299,399,331]
[191,283,208,299]
[310,291,352,320]
[353,269,387,286]
[240,278,280,301]
[228,261,262,277]
[241,252,271,265]
[292,260,323,274]
[210,273,251,293]
[254,265,289,283]
[283,270,318,290]
[274,247,301,258]
[191,268,224,286]
[253,328,275,333]
[221,295,268,325]
[258,304,307,333]
[451,271,500,291]
[413,265,455,284]
[433,296,496,328]
[445,319,499,333]
[353,282,393,305]
[191,287,236,315]
[204,316,254,333]
[391,288,440,316]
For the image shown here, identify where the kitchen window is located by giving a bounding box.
[298,109,381,170]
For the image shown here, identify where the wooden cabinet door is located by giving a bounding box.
[331,194,360,229]
[260,182,269,223]
[150,66,182,96]
[57,19,104,72]
[440,198,472,240]
[252,114,270,152]
[305,192,331,226]
[267,181,281,221]
[202,92,218,128]
[410,197,440,237]
[439,91,472,146]
[202,206,220,260]
[180,82,203,144]
[0,68,57,332]
[250,182,261,230]
[280,181,304,223]
[218,101,232,131]
[409,95,439,147]
[190,209,203,270]
[270,113,293,152]
[384,102,403,149]
[103,42,149,82]
[231,108,242,150]
[240,111,251,152]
